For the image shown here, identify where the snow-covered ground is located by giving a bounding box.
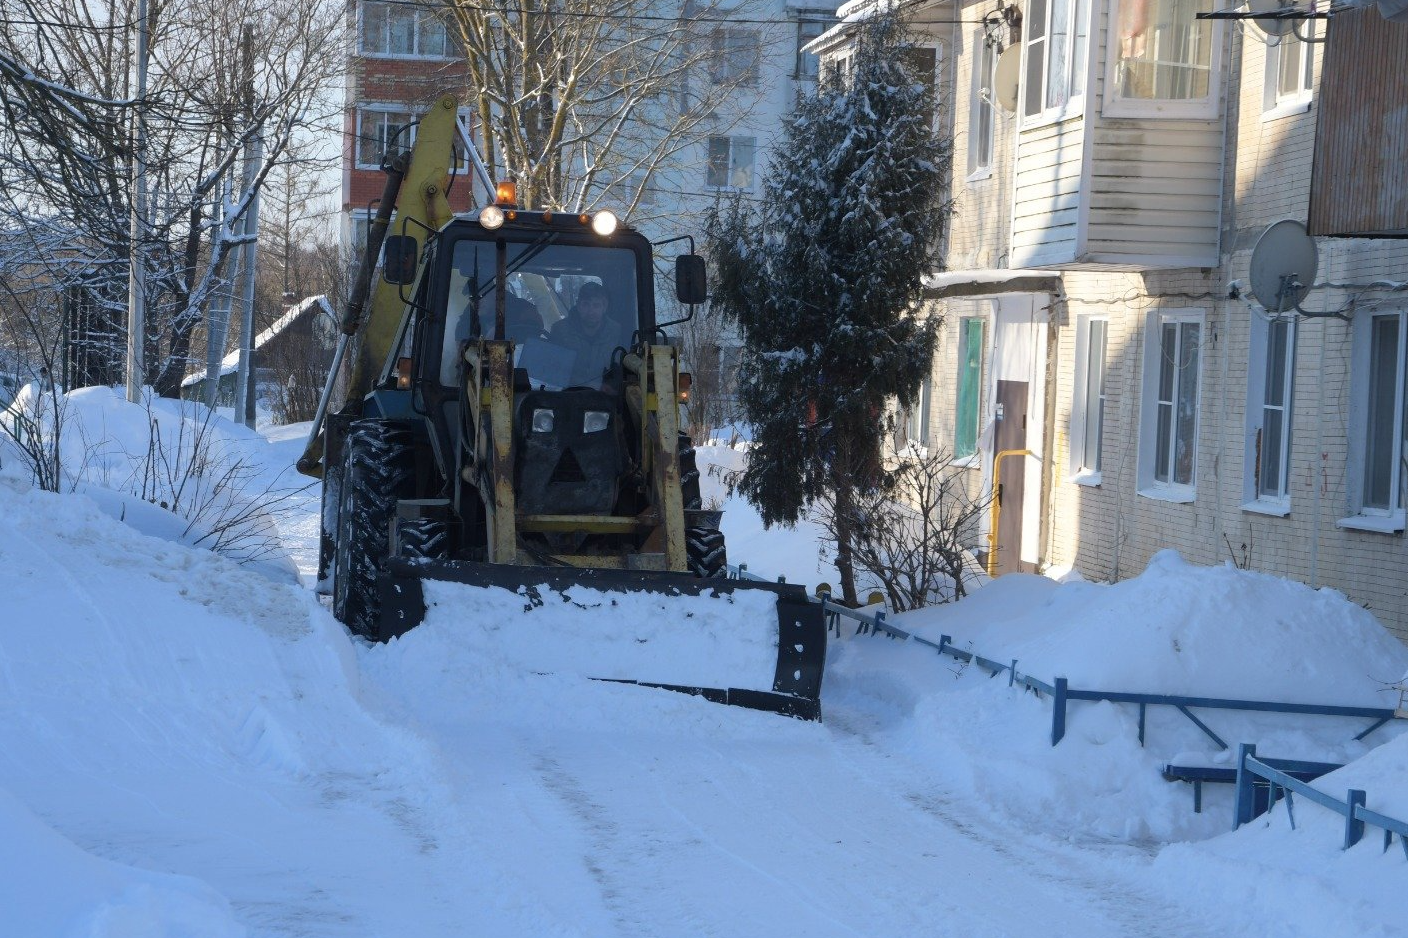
[2,394,1406,937]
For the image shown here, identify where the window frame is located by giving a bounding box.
[1069,315,1108,484]
[1262,26,1314,121]
[1137,309,1204,502]
[967,30,998,180]
[1242,314,1296,514]
[1343,310,1408,532]
[355,106,474,173]
[1101,0,1223,120]
[954,316,986,462]
[794,15,832,81]
[705,135,757,191]
[357,0,456,60]
[709,27,763,86]
[1021,0,1092,126]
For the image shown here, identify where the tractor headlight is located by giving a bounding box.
[590,210,618,236]
[479,204,505,230]
[531,408,555,433]
[583,411,610,433]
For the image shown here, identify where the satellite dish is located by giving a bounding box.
[1249,219,1318,313]
[993,45,1020,113]
[1247,0,1299,37]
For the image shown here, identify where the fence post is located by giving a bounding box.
[1345,789,1366,849]
[1233,743,1257,828]
[1051,677,1068,746]
[1009,659,1017,687]
[938,634,950,657]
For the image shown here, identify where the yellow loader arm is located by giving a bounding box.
[297,94,465,478]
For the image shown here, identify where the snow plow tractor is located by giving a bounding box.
[296,94,825,720]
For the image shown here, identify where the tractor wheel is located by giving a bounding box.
[685,526,728,578]
[332,419,417,638]
[397,515,450,560]
[678,431,702,510]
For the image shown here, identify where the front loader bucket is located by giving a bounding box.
[379,559,827,720]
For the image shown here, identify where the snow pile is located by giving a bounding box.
[823,547,1408,931]
[419,579,782,689]
[1,385,304,579]
[904,550,1406,705]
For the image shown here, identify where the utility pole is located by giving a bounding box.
[124,0,149,403]
[232,24,262,428]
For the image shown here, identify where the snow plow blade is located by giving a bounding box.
[379,559,827,721]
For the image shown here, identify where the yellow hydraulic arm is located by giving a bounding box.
[297,93,471,478]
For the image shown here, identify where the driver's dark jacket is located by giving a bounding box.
[549,313,627,386]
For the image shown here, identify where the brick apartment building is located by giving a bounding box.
[343,0,481,255]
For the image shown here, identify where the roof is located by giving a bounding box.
[920,269,1063,300]
[181,295,336,387]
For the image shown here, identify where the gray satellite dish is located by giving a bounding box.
[993,45,1021,113]
[1249,219,1318,313]
[1247,0,1298,37]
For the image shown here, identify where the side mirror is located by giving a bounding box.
[675,254,707,305]
[382,235,418,285]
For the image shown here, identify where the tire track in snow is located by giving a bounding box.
[822,697,1231,938]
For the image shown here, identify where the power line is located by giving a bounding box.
[0,15,139,31]
[373,0,986,27]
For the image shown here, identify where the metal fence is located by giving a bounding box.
[726,564,1400,751]
[726,564,1408,861]
[1235,742,1408,858]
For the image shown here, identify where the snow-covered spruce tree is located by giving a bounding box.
[705,11,950,605]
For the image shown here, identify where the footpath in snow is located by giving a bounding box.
[0,393,1405,937]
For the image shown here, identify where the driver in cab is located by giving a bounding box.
[549,281,627,387]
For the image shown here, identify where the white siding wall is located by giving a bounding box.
[1010,117,1087,268]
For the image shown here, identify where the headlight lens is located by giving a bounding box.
[479,204,505,230]
[531,408,555,433]
[590,210,618,236]
[583,411,610,433]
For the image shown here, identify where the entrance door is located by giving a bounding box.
[993,379,1030,576]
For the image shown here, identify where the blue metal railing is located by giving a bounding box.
[1234,742,1408,858]
[726,563,1400,751]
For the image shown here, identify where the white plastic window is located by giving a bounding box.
[968,32,997,176]
[1104,0,1219,118]
[1023,0,1090,121]
[705,136,756,190]
[360,1,453,59]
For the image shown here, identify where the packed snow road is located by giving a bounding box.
[3,412,1404,937]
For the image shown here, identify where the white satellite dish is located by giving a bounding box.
[1249,219,1319,313]
[1247,0,1299,37]
[993,45,1021,113]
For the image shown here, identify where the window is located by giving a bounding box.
[1070,317,1107,480]
[1105,0,1219,118]
[709,29,762,85]
[1139,311,1202,498]
[969,32,998,177]
[356,108,414,169]
[1342,311,1408,531]
[356,108,473,172]
[795,17,830,80]
[898,374,933,449]
[360,1,452,58]
[1263,26,1314,117]
[824,51,853,85]
[705,136,755,189]
[1259,318,1295,502]
[1023,0,1091,120]
[955,317,985,459]
[1364,314,1405,512]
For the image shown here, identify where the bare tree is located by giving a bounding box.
[443,0,781,218]
[815,447,989,612]
[0,0,343,397]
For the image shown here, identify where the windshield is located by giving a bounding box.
[442,237,641,388]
